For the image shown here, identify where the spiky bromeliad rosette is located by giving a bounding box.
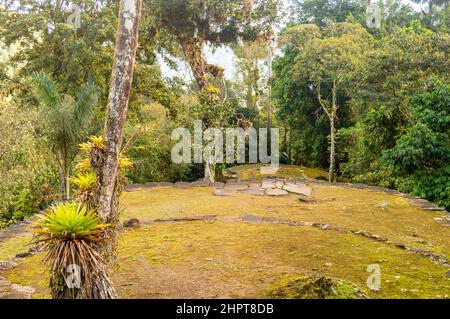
[32,202,112,298]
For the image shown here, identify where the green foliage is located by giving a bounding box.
[0,98,57,228]
[33,202,111,299]
[267,275,366,299]
[381,81,450,209]
[34,202,109,240]
[71,173,97,194]
[290,0,365,26]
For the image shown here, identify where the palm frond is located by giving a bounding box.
[30,72,61,110]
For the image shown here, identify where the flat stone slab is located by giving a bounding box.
[190,181,210,187]
[248,182,262,189]
[158,182,173,187]
[0,261,17,271]
[210,182,225,188]
[262,216,280,223]
[224,183,248,190]
[275,180,285,188]
[213,188,237,196]
[265,188,289,196]
[242,215,262,224]
[298,194,316,203]
[220,216,241,223]
[261,178,276,189]
[283,185,312,197]
[143,182,158,188]
[124,184,142,191]
[174,182,191,189]
[241,188,265,196]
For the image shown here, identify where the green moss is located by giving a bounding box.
[2,165,450,299]
[266,275,366,299]
[0,234,33,260]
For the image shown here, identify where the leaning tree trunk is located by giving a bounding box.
[88,0,142,299]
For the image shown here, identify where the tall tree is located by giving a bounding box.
[293,22,372,182]
[145,0,279,181]
[84,0,142,299]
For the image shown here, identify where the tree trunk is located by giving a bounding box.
[59,165,66,200]
[328,80,337,183]
[181,37,224,91]
[91,0,142,299]
[97,0,142,221]
[329,116,335,183]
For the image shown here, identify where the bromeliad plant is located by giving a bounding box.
[33,202,112,299]
[70,172,97,198]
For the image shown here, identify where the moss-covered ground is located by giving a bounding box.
[0,165,449,299]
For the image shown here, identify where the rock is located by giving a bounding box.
[224,183,248,191]
[261,178,276,189]
[0,276,10,289]
[213,188,236,196]
[248,182,262,189]
[275,180,285,188]
[210,182,224,188]
[265,188,288,196]
[0,261,17,271]
[0,284,35,299]
[124,184,142,191]
[157,182,173,187]
[174,182,191,189]
[298,195,315,203]
[262,216,279,223]
[143,182,158,188]
[283,185,312,197]
[15,252,32,259]
[445,270,450,277]
[220,216,241,223]
[242,215,262,224]
[190,181,210,187]
[241,188,265,196]
[352,183,368,189]
[324,262,333,267]
[123,218,140,228]
[395,243,406,249]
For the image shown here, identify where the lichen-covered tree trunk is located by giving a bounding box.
[89,0,142,299]
[181,37,224,91]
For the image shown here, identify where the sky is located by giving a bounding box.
[158,0,425,81]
